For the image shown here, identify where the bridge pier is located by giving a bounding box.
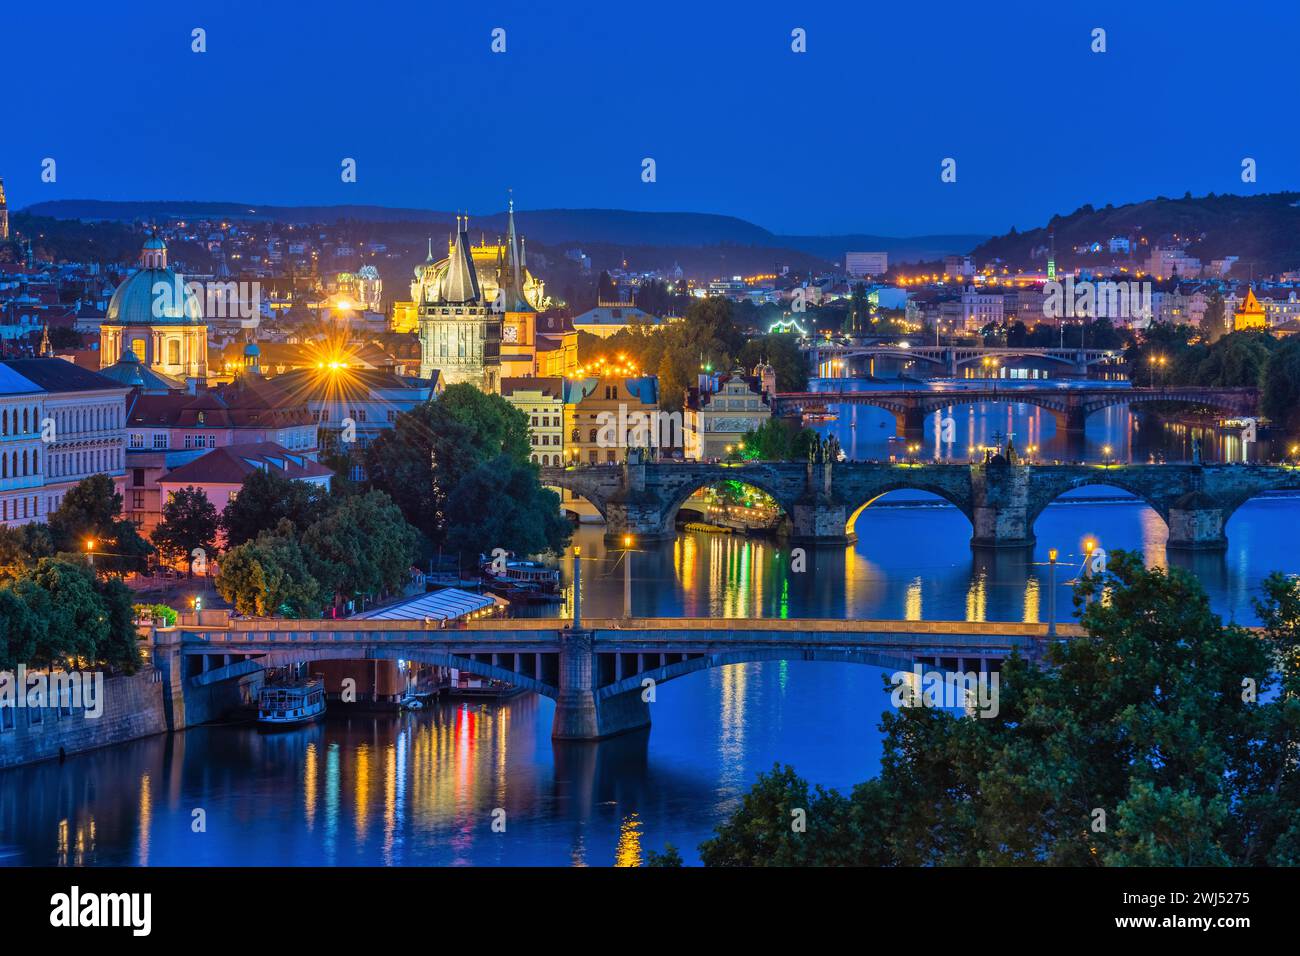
[897,405,927,442]
[1166,493,1228,551]
[552,628,650,740]
[969,457,1035,549]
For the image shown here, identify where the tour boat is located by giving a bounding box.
[257,678,326,730]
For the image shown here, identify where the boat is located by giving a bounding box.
[257,678,326,730]
[482,557,561,601]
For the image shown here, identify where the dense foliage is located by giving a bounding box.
[365,383,570,560]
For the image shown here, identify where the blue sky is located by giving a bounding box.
[4,0,1297,236]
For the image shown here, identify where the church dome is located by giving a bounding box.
[105,236,203,326]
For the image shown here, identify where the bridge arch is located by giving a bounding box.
[1217,476,1300,530]
[659,470,796,531]
[844,481,976,537]
[192,645,562,698]
[1026,475,1173,532]
[595,647,936,700]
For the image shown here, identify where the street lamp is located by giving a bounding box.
[1082,537,1097,606]
[85,538,95,567]
[621,534,635,619]
[1046,548,1059,637]
[1101,444,1113,467]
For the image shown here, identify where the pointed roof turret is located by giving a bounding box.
[438,221,482,304]
[500,193,533,313]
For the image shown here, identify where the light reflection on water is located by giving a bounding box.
[3,390,1298,865]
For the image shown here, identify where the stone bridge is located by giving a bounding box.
[807,344,1121,378]
[541,458,1300,550]
[771,386,1259,438]
[162,615,1081,741]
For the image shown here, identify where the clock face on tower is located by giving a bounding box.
[502,325,518,343]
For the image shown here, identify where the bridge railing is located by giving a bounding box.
[173,616,1088,641]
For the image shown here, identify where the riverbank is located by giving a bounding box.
[0,671,169,771]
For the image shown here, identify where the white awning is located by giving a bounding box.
[350,587,497,621]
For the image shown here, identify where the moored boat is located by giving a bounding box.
[257,678,326,730]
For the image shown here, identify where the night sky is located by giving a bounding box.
[5,0,1297,236]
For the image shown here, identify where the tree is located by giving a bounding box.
[739,418,817,462]
[643,844,684,867]
[1203,291,1227,342]
[699,553,1299,866]
[442,456,572,560]
[301,490,418,605]
[1262,336,1300,437]
[365,400,486,547]
[152,486,219,575]
[47,474,151,574]
[0,523,54,580]
[437,383,531,463]
[739,333,808,392]
[698,764,864,866]
[219,468,329,548]
[214,520,322,618]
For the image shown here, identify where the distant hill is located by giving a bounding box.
[972,192,1300,278]
[20,200,985,266]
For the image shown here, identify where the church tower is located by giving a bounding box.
[416,217,501,391]
[498,197,539,378]
[0,177,8,241]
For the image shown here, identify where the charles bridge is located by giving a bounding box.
[769,385,1259,439]
[540,455,1300,550]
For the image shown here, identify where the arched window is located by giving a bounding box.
[167,339,181,365]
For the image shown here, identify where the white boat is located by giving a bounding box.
[257,678,326,730]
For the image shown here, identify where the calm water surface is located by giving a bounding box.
[2,391,1295,866]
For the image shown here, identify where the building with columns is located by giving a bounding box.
[99,234,209,384]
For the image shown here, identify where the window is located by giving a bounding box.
[129,433,144,449]
[167,339,181,365]
[153,434,167,449]
[132,491,145,510]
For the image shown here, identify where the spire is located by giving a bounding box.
[501,191,532,312]
[426,237,434,262]
[39,323,51,358]
[438,218,481,304]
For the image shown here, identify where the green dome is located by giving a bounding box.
[106,267,203,325]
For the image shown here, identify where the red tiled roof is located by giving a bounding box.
[158,442,332,487]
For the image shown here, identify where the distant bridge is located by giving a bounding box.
[164,615,1083,740]
[770,385,1259,436]
[805,344,1123,378]
[541,458,1299,549]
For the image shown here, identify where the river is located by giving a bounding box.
[1,389,1295,866]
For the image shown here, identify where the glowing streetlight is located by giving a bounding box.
[85,538,95,567]
[1047,548,1059,637]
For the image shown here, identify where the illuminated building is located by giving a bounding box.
[1233,287,1267,331]
[0,359,130,527]
[572,300,663,338]
[98,234,210,385]
[845,251,887,277]
[413,218,500,391]
[563,375,660,466]
[333,265,383,313]
[683,364,773,461]
[501,377,565,465]
[0,176,7,240]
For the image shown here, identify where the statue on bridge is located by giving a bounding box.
[808,434,842,464]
